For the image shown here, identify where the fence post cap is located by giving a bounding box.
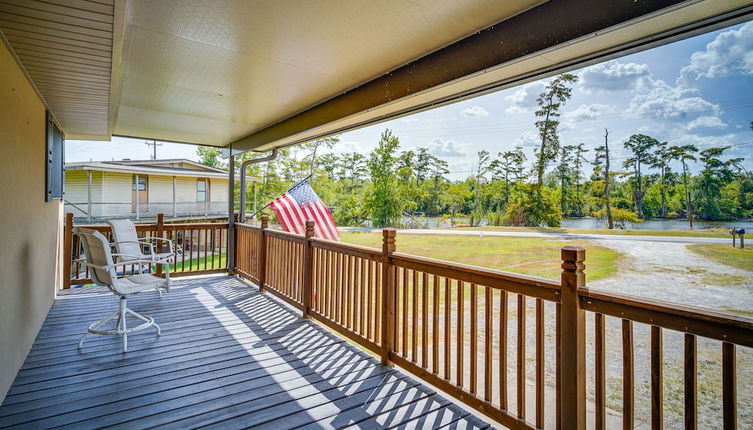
[305,220,315,237]
[260,215,269,228]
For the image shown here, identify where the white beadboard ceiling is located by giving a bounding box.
[0,0,751,150]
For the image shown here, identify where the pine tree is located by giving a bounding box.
[534,74,578,189]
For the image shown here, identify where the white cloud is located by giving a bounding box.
[564,104,615,122]
[504,81,545,113]
[679,22,753,84]
[687,115,727,131]
[627,80,719,121]
[428,138,467,157]
[578,61,653,92]
[513,131,539,148]
[460,105,490,117]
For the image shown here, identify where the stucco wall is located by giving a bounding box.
[0,41,63,402]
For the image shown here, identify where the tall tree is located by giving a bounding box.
[492,146,526,206]
[623,134,658,218]
[593,129,614,229]
[668,144,698,228]
[366,129,402,227]
[572,143,589,217]
[556,144,577,215]
[473,150,491,225]
[649,141,672,218]
[696,146,744,219]
[533,73,578,189]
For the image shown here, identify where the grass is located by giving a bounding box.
[447,225,731,238]
[687,244,753,272]
[170,253,226,273]
[339,231,621,281]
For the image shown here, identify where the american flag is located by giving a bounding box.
[269,180,340,240]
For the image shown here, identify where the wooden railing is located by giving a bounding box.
[64,212,229,288]
[234,216,753,429]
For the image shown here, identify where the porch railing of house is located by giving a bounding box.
[234,216,752,430]
[64,212,229,287]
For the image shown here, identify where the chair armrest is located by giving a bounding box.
[112,240,156,257]
[147,237,175,254]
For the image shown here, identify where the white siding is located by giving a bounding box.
[102,172,133,216]
[209,178,228,202]
[175,177,197,202]
[64,170,103,217]
[148,175,173,202]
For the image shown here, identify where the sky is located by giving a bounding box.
[67,21,753,180]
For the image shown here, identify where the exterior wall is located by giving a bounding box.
[64,170,103,217]
[101,172,133,216]
[210,178,228,202]
[148,175,173,202]
[0,41,63,402]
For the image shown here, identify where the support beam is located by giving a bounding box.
[227,154,235,275]
[87,170,92,223]
[230,0,751,152]
[172,176,176,218]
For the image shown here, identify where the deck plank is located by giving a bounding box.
[0,276,491,429]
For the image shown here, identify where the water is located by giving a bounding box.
[388,216,753,231]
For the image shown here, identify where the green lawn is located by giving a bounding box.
[339,231,620,281]
[170,253,226,273]
[448,225,731,238]
[687,244,753,272]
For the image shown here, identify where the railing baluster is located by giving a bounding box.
[500,290,508,410]
[595,312,606,430]
[360,258,366,336]
[433,274,439,374]
[402,267,408,355]
[484,286,492,403]
[651,326,663,430]
[685,333,697,430]
[367,259,373,340]
[444,277,451,381]
[412,270,418,362]
[422,272,429,368]
[457,280,464,388]
[471,283,478,395]
[722,342,736,430]
[623,319,634,430]
[536,297,544,429]
[517,293,526,420]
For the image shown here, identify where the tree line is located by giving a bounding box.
[198,74,752,229]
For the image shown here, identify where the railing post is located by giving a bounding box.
[303,220,315,318]
[63,212,74,290]
[560,246,586,429]
[258,215,269,292]
[380,228,396,366]
[156,213,164,276]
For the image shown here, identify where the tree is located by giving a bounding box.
[556,144,577,215]
[196,146,224,168]
[649,141,672,218]
[695,146,744,219]
[491,146,526,206]
[303,136,339,176]
[571,143,589,217]
[533,73,578,188]
[472,150,491,225]
[668,144,698,228]
[593,129,614,229]
[623,134,658,218]
[366,129,402,227]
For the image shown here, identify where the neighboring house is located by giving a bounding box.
[64,159,235,221]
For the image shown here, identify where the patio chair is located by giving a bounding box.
[107,218,174,295]
[74,227,163,352]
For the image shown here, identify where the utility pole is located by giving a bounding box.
[145,140,162,160]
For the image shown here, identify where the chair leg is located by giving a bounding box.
[78,307,119,349]
[127,309,161,335]
[119,296,128,352]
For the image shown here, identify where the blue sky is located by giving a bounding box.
[67,21,753,179]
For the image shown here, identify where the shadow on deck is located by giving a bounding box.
[0,276,491,429]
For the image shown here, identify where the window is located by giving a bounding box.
[45,111,64,201]
[197,179,208,202]
[132,176,147,191]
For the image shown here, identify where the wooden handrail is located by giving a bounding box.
[580,288,753,348]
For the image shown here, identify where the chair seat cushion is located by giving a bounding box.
[117,273,167,294]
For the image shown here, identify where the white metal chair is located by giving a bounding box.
[74,227,164,352]
[107,218,174,295]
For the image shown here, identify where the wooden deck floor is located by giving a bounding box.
[0,276,491,429]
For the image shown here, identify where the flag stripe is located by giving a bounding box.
[268,180,339,241]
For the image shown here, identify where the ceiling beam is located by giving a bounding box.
[230,0,700,152]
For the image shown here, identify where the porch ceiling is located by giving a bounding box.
[1,0,752,150]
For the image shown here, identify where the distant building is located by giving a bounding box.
[64,159,243,222]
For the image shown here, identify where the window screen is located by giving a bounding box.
[197,179,207,202]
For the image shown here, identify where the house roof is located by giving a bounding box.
[1,1,750,151]
[64,159,255,180]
